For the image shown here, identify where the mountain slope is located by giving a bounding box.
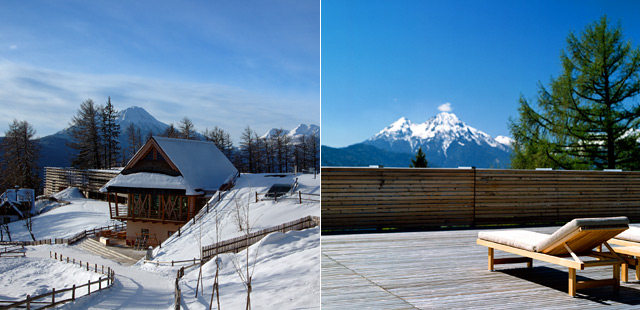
[323,112,513,168]
[261,124,319,140]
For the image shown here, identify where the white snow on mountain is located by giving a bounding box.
[369,112,511,154]
[495,135,514,147]
[117,106,169,136]
[261,123,319,139]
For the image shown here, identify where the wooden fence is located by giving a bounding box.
[0,223,125,247]
[0,252,115,309]
[322,167,640,231]
[0,245,25,258]
[43,167,120,196]
[201,215,320,261]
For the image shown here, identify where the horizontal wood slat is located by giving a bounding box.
[321,167,640,231]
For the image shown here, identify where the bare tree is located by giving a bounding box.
[231,192,261,310]
[179,117,196,140]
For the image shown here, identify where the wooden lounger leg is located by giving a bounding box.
[614,264,621,294]
[488,248,494,271]
[622,263,629,282]
[636,261,640,281]
[569,268,577,297]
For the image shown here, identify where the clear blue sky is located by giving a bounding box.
[0,0,319,141]
[321,0,640,147]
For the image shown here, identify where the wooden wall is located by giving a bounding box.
[44,167,119,196]
[321,167,640,231]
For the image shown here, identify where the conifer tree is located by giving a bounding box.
[179,117,196,140]
[1,120,39,191]
[410,147,428,168]
[162,123,180,138]
[68,99,102,169]
[240,127,258,172]
[510,16,640,170]
[204,126,234,158]
[99,97,121,168]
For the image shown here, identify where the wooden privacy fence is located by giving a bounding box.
[201,215,320,261]
[322,167,640,231]
[0,252,115,309]
[44,167,120,196]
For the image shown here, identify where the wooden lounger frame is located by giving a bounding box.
[608,238,640,282]
[477,226,627,297]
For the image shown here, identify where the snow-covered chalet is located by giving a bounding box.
[100,136,238,245]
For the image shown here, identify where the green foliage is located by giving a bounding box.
[510,16,640,170]
[410,147,428,168]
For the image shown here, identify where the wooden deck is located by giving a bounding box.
[322,226,640,309]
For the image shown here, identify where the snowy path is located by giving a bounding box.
[26,244,174,309]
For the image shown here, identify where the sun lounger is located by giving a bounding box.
[608,226,640,281]
[476,217,629,297]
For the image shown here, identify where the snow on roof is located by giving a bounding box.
[101,172,189,192]
[101,137,238,195]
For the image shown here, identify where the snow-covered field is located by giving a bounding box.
[179,227,320,309]
[147,173,320,264]
[0,256,101,300]
[1,173,320,309]
[6,187,116,241]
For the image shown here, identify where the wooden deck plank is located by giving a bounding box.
[322,226,640,309]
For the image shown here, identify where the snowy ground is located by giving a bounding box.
[1,173,320,309]
[179,227,320,310]
[5,188,117,241]
[0,255,101,301]
[147,173,320,264]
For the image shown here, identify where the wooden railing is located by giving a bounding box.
[0,245,25,258]
[255,191,320,203]
[0,223,126,247]
[44,167,120,196]
[322,167,640,231]
[201,215,320,261]
[0,252,115,309]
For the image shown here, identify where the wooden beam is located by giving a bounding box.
[477,239,583,269]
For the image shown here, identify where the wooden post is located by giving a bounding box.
[67,257,69,263]
[568,268,577,297]
[622,263,629,282]
[50,251,51,258]
[172,260,174,266]
[26,294,30,310]
[55,252,57,260]
[255,192,258,203]
[88,279,91,295]
[72,284,75,300]
[99,277,102,290]
[614,264,621,294]
[95,263,97,272]
[87,262,89,271]
[298,191,302,204]
[52,287,55,304]
[488,248,494,271]
[102,265,104,274]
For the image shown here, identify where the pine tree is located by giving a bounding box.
[1,120,40,191]
[179,117,196,140]
[510,16,640,170]
[410,147,428,168]
[99,97,121,168]
[68,99,102,169]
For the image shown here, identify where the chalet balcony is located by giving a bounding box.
[108,193,206,224]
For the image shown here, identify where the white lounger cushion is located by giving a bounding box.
[479,217,629,252]
[616,226,640,242]
[478,230,549,252]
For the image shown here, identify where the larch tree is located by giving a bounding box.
[179,117,196,140]
[240,127,258,173]
[99,97,121,168]
[68,99,102,169]
[204,126,234,159]
[1,120,40,191]
[125,123,141,159]
[510,16,640,170]
[162,123,180,138]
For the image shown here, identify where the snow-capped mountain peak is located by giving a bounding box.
[118,106,158,123]
[261,123,319,139]
[495,135,514,147]
[367,112,512,157]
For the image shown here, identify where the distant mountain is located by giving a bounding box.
[322,112,513,168]
[261,124,319,140]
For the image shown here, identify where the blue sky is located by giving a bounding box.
[0,0,319,141]
[321,0,640,147]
